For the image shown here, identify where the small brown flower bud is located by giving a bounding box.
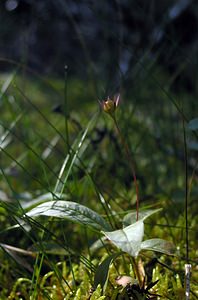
[100,94,120,116]
[103,99,116,114]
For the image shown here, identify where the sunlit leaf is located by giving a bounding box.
[103,220,144,257]
[26,200,111,231]
[140,238,175,255]
[123,209,162,227]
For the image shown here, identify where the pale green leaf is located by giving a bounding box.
[26,200,111,231]
[123,208,162,227]
[103,220,144,257]
[140,238,174,255]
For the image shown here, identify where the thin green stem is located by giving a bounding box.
[112,115,139,221]
[64,65,69,149]
[182,118,189,262]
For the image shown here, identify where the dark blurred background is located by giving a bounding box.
[0,0,198,95]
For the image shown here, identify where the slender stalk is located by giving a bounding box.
[182,119,191,300]
[64,65,69,149]
[112,116,139,221]
[131,257,143,287]
[182,119,189,262]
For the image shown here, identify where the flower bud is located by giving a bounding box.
[101,94,120,116]
[103,99,116,114]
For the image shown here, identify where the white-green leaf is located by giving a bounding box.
[140,238,174,255]
[103,220,144,257]
[26,200,111,231]
[123,208,162,227]
[187,117,198,131]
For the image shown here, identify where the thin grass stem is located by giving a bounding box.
[112,116,139,221]
[64,65,70,148]
[182,118,189,263]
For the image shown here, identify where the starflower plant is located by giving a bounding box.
[100,93,140,221]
